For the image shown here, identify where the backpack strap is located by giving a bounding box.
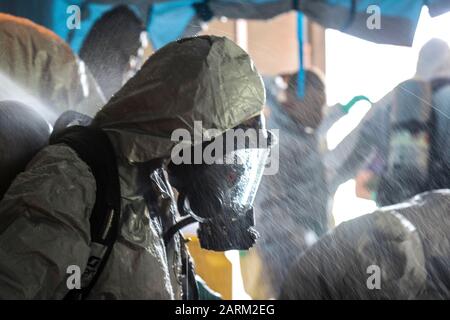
[377,78,450,205]
[431,77,450,93]
[49,125,121,300]
[428,77,450,190]
[376,79,433,206]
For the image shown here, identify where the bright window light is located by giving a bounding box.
[326,7,450,225]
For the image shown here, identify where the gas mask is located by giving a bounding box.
[168,114,275,251]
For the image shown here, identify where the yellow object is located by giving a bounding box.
[186,237,232,300]
[240,247,274,299]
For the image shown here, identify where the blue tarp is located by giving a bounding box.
[148,0,200,49]
[0,0,449,51]
[0,0,140,52]
[300,0,423,46]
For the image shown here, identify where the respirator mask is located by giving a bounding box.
[167,114,275,251]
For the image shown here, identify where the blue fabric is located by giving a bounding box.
[0,0,113,53]
[148,0,200,49]
[426,0,450,17]
[1,0,449,52]
[216,0,281,3]
[64,2,114,53]
[317,0,422,19]
[0,0,56,29]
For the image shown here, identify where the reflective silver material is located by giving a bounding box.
[0,35,265,299]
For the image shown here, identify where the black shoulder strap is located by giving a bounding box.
[428,77,450,190]
[379,77,450,202]
[431,77,450,93]
[50,125,121,299]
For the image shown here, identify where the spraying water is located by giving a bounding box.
[0,71,58,124]
[0,100,51,199]
[0,72,55,198]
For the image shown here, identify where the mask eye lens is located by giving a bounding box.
[227,170,238,186]
[168,112,276,251]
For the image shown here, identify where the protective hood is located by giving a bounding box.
[0,13,105,122]
[280,210,427,299]
[93,35,265,163]
[416,38,450,81]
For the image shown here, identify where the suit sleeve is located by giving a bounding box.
[0,145,96,299]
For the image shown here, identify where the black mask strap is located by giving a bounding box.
[163,215,196,247]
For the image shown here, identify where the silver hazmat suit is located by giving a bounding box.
[280,190,450,299]
[0,35,265,299]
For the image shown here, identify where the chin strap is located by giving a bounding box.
[164,192,198,246]
[163,191,199,300]
[163,215,197,247]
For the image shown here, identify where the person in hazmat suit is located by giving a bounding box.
[280,189,450,299]
[242,69,354,299]
[0,35,272,299]
[279,39,450,300]
[349,40,450,206]
[0,101,51,200]
[326,38,450,198]
[250,69,329,298]
[79,5,149,101]
[0,13,105,123]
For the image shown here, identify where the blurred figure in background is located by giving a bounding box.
[0,13,105,123]
[250,69,330,298]
[79,5,148,101]
[242,70,367,298]
[265,69,330,234]
[325,39,450,205]
[277,38,450,301]
[349,38,450,206]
